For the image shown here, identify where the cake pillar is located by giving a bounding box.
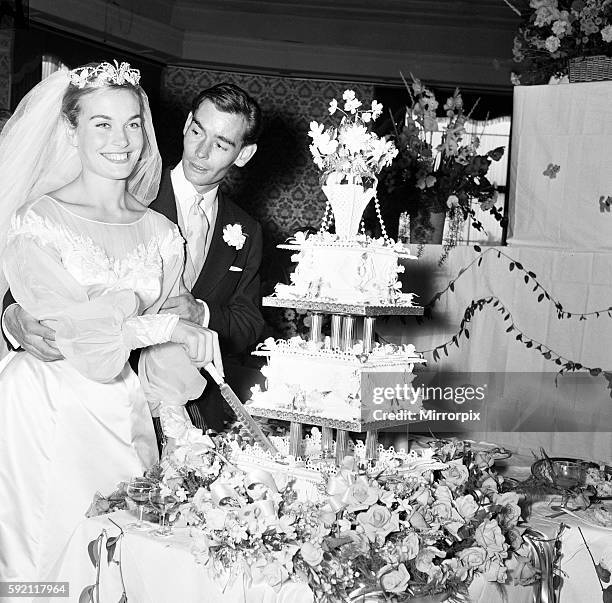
[321,426,334,458]
[335,430,349,464]
[330,315,342,349]
[309,313,323,343]
[365,430,379,461]
[341,316,356,352]
[289,422,303,458]
[362,317,376,354]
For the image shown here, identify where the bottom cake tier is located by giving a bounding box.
[248,336,426,427]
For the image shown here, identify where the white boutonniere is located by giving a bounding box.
[222,223,247,250]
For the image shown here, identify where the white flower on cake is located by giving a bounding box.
[222,223,246,250]
[308,90,398,184]
[342,89,362,113]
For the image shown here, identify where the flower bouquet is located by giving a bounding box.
[308,90,398,240]
[379,76,505,245]
[146,436,541,602]
[509,0,612,84]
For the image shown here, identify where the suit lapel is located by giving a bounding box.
[150,170,179,224]
[193,190,238,298]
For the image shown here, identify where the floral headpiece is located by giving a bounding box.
[68,61,141,89]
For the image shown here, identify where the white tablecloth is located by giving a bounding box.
[47,511,313,603]
[39,509,607,603]
[38,495,608,603]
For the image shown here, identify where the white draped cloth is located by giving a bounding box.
[0,196,205,581]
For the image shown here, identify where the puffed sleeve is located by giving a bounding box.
[137,222,207,425]
[3,211,180,383]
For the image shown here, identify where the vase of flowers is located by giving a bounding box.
[509,0,612,84]
[379,76,505,245]
[308,90,398,240]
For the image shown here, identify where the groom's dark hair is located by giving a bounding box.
[190,83,262,147]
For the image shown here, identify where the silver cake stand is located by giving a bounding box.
[251,296,426,464]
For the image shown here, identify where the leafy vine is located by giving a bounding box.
[414,246,611,379]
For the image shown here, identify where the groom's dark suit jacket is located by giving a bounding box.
[148,169,265,430]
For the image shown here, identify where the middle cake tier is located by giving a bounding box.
[273,232,417,305]
[248,336,426,427]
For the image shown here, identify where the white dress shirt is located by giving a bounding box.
[171,164,219,328]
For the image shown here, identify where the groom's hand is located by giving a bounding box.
[159,293,206,325]
[4,304,62,362]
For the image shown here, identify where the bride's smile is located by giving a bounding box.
[69,86,144,181]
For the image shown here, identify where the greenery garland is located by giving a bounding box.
[414,245,611,382]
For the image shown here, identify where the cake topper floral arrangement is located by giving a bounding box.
[308,90,398,185]
[508,0,612,84]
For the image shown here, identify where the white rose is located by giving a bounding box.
[442,461,470,489]
[544,35,561,53]
[379,563,411,594]
[458,546,487,569]
[455,494,479,520]
[300,541,324,567]
[357,504,400,543]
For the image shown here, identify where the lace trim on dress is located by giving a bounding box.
[8,210,183,280]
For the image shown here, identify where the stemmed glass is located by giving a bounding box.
[148,487,180,537]
[126,477,154,530]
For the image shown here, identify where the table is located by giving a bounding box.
[43,478,609,603]
[48,511,313,603]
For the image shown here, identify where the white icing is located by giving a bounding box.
[274,232,416,304]
[249,336,425,422]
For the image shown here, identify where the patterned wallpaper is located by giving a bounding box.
[0,30,12,118]
[159,66,373,292]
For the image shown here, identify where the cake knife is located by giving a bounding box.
[204,362,279,456]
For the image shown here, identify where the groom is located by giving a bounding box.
[2,82,265,432]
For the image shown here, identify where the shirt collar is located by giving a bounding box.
[170,163,219,212]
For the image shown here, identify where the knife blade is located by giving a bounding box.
[205,363,279,456]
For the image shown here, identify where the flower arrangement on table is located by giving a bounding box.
[379,77,505,247]
[127,433,540,601]
[509,0,612,84]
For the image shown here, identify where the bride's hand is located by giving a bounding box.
[170,319,223,373]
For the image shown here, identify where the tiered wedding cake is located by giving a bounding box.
[246,91,425,460]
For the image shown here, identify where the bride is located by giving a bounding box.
[0,62,219,580]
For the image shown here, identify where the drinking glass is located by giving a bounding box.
[149,487,180,537]
[126,478,154,530]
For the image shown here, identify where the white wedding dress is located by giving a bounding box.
[0,196,203,581]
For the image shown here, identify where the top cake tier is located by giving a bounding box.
[271,231,421,310]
